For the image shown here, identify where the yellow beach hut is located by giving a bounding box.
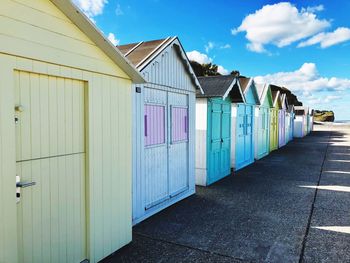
[0,1,144,263]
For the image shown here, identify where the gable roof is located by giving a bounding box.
[118,37,202,92]
[256,83,273,108]
[197,75,244,102]
[237,77,260,105]
[51,0,144,83]
[271,89,281,108]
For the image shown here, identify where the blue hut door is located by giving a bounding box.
[208,99,231,184]
[236,104,254,170]
[221,103,231,176]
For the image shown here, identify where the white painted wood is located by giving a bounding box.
[195,98,207,186]
[132,39,197,224]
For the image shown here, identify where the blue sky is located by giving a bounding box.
[73,0,350,120]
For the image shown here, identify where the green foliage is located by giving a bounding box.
[314,110,335,122]
[190,61,240,77]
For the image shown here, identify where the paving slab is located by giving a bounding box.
[103,124,350,263]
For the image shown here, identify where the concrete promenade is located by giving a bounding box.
[103,123,350,263]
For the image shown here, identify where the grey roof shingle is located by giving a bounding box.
[197,75,243,102]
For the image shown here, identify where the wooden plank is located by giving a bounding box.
[40,73,50,157]
[30,73,41,159]
[31,160,42,263]
[64,78,73,154]
[0,34,128,79]
[56,77,65,155]
[21,161,33,263]
[2,0,89,42]
[19,71,31,160]
[48,76,58,156]
[102,76,112,255]
[58,156,67,261]
[49,157,59,263]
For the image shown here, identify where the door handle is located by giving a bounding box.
[16,181,36,188]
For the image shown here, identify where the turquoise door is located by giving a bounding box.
[236,104,254,170]
[207,99,231,185]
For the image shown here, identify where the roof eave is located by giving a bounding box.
[51,0,145,84]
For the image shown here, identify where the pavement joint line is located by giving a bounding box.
[298,130,332,263]
[134,232,255,263]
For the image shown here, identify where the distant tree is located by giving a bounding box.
[230,70,240,77]
[190,61,204,77]
[190,61,221,76]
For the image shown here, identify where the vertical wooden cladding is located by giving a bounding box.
[15,71,85,162]
[14,71,86,263]
[0,54,133,263]
[132,38,196,224]
[142,45,194,92]
[88,74,132,262]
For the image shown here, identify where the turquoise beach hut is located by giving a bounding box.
[254,83,273,160]
[195,75,244,186]
[231,77,260,170]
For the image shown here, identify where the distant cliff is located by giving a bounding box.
[314,110,335,122]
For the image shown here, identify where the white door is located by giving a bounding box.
[143,88,168,209]
[168,92,189,197]
[15,71,86,263]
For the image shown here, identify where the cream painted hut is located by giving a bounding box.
[0,1,144,263]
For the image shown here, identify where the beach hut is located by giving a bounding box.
[308,109,314,133]
[118,37,201,224]
[294,106,309,137]
[270,89,281,151]
[287,105,295,142]
[231,77,260,170]
[0,1,145,263]
[254,83,273,159]
[278,93,288,147]
[196,75,244,186]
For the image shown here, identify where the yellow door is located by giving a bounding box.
[15,71,87,263]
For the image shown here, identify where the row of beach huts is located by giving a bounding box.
[0,1,314,263]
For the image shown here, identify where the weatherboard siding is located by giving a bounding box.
[141,42,195,92]
[0,0,129,78]
[195,98,208,186]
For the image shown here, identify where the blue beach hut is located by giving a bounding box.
[195,75,244,186]
[231,77,260,170]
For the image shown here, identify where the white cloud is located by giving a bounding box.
[186,50,212,64]
[115,3,124,16]
[302,5,324,13]
[107,33,120,45]
[205,42,215,53]
[186,50,229,75]
[255,63,350,114]
[255,63,350,93]
[217,65,229,75]
[73,0,108,18]
[220,44,231,49]
[298,27,350,48]
[232,2,330,53]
